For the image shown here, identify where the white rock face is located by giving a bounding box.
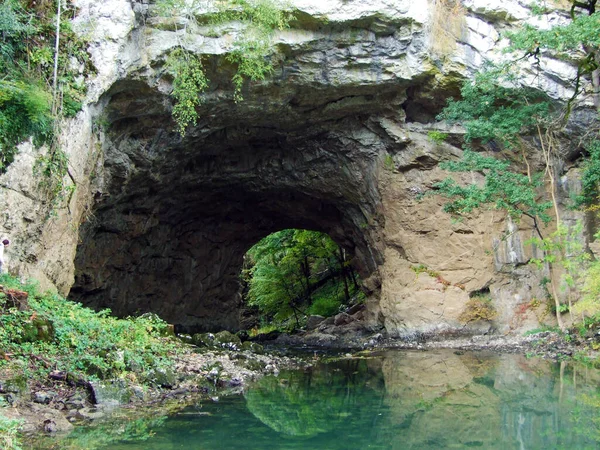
[72,0,137,102]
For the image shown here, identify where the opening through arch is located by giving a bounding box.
[240,229,365,334]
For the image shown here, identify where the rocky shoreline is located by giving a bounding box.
[0,340,307,439]
[0,326,593,445]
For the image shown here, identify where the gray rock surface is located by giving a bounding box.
[0,0,595,336]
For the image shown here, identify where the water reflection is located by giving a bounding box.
[245,358,385,437]
[37,349,600,449]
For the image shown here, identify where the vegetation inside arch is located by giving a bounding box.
[242,229,365,333]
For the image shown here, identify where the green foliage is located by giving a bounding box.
[227,38,274,102]
[432,67,556,223]
[503,2,599,115]
[573,258,600,317]
[527,223,589,315]
[0,0,91,173]
[427,130,448,144]
[157,0,293,132]
[215,0,294,101]
[245,358,383,437]
[432,150,553,221]
[45,415,166,449]
[246,230,336,321]
[383,154,395,171]
[0,0,34,72]
[308,280,347,317]
[0,80,53,170]
[165,49,208,136]
[529,223,588,273]
[0,274,180,383]
[0,414,22,450]
[34,146,73,212]
[505,12,600,56]
[577,140,600,207]
[523,324,561,336]
[410,264,440,278]
[308,295,340,317]
[438,68,551,148]
[245,229,359,329]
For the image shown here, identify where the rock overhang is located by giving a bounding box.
[43,0,595,336]
[72,72,410,331]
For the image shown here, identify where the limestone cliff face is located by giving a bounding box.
[0,0,595,334]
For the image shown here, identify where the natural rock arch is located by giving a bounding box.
[70,83,391,332]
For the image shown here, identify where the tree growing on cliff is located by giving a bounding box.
[432,1,600,329]
[0,0,90,216]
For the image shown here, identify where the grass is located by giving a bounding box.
[0,412,22,450]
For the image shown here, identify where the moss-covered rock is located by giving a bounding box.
[241,341,264,354]
[145,368,178,389]
[192,331,242,350]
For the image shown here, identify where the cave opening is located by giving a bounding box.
[69,123,385,334]
[69,81,391,334]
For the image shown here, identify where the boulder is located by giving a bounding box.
[334,313,355,326]
[240,341,264,354]
[89,380,133,407]
[192,331,242,350]
[306,315,325,331]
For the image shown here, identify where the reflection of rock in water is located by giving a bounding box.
[244,358,386,437]
[379,350,600,449]
[379,349,503,449]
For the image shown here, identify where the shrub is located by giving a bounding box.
[309,296,341,318]
[0,274,181,383]
[0,80,53,171]
[459,295,497,324]
[427,130,448,144]
[0,0,91,173]
[157,0,294,133]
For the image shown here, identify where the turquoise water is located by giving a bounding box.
[49,349,600,449]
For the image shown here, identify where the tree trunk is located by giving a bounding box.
[349,267,359,291]
[52,0,62,115]
[537,126,565,332]
[301,254,312,303]
[338,246,350,302]
[592,57,600,111]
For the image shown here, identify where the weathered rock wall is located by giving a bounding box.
[0,0,595,334]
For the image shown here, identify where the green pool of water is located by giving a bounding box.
[43,349,600,449]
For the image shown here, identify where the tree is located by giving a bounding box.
[505,0,600,111]
[431,2,600,330]
[245,229,360,330]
